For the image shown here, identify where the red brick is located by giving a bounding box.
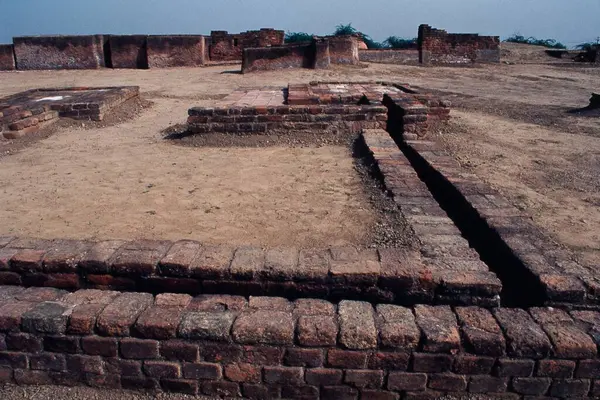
[79,241,124,273]
[0,300,36,331]
[111,240,171,276]
[154,293,192,308]
[0,366,13,383]
[549,378,591,397]
[66,355,104,374]
[412,353,454,373]
[494,309,552,359]
[224,363,261,383]
[201,343,242,363]
[121,376,160,391]
[189,245,234,279]
[43,335,80,354]
[15,287,67,302]
[328,349,368,369]
[456,306,505,356]
[338,300,377,350]
[42,240,90,273]
[232,310,294,345]
[281,385,319,400]
[178,311,235,342]
[10,249,46,273]
[536,359,575,378]
[297,315,338,347]
[495,358,534,377]
[143,360,181,379]
[160,340,198,362]
[158,240,201,276]
[284,348,324,367]
[376,304,420,350]
[294,298,335,316]
[22,301,74,334]
[321,385,358,400]
[96,292,153,336]
[415,305,460,353]
[0,352,28,368]
[261,247,299,281]
[360,390,399,400]
[511,377,551,395]
[453,355,495,375]
[186,294,246,311]
[468,375,507,393]
[120,338,159,359]
[161,379,198,395]
[368,352,410,371]
[263,365,303,385]
[241,345,283,365]
[14,369,53,385]
[428,373,467,391]
[387,371,427,391]
[81,336,118,357]
[230,246,264,279]
[242,383,281,399]
[345,369,384,388]
[134,306,184,340]
[6,332,42,352]
[105,359,142,377]
[576,359,600,378]
[305,368,343,386]
[183,362,222,380]
[84,373,120,389]
[201,380,241,397]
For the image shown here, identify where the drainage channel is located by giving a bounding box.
[394,137,546,308]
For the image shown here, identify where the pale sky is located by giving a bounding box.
[0,0,598,47]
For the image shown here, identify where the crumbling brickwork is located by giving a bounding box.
[418,24,500,65]
[109,35,148,69]
[327,36,360,65]
[0,45,15,71]
[13,35,106,70]
[209,29,284,62]
[146,35,205,68]
[358,49,419,64]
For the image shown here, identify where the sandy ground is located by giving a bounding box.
[0,45,598,255]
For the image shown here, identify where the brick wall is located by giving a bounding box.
[242,43,315,73]
[418,25,500,65]
[358,49,419,65]
[13,36,106,70]
[146,35,205,68]
[109,35,148,69]
[209,29,284,62]
[327,36,360,65]
[0,45,15,71]
[0,286,598,399]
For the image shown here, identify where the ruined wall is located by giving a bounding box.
[418,25,500,65]
[358,49,419,64]
[327,36,359,65]
[209,28,284,62]
[109,35,148,69]
[13,36,105,70]
[146,35,205,68]
[242,43,315,73]
[0,45,15,71]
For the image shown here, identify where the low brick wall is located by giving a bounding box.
[0,286,599,398]
[13,36,106,70]
[328,36,360,65]
[187,104,387,134]
[242,44,315,73]
[0,45,15,71]
[418,25,500,65]
[146,36,205,68]
[209,29,284,62]
[109,35,148,69]
[359,49,419,65]
[383,91,450,139]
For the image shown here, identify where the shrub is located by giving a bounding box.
[333,23,385,49]
[505,34,566,49]
[285,32,313,44]
[383,36,417,49]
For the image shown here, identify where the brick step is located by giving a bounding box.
[2,111,59,139]
[0,286,597,398]
[0,236,500,307]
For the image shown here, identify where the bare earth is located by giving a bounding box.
[0,44,599,259]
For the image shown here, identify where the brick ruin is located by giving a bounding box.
[0,44,16,71]
[2,79,600,397]
[417,24,501,65]
[0,87,139,138]
[208,29,284,62]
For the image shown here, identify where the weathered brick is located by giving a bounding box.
[368,352,410,371]
[183,362,222,380]
[62,289,119,306]
[14,369,53,385]
[155,293,192,308]
[78,240,124,273]
[264,365,304,385]
[105,359,142,377]
[412,353,454,373]
[42,240,90,273]
[230,246,264,279]
[511,377,551,395]
[189,245,233,279]
[30,353,66,371]
[0,366,13,383]
[242,383,281,399]
[360,390,399,400]
[428,373,467,391]
[327,349,368,369]
[43,335,80,354]
[306,368,343,386]
[297,248,330,282]
[285,348,323,367]
[468,375,507,393]
[536,359,575,378]
[158,240,201,276]
[201,380,241,397]
[281,385,319,400]
[96,292,153,336]
[21,302,74,334]
[15,287,67,302]
[0,300,37,331]
[111,240,171,276]
[161,379,198,395]
[415,305,460,353]
[261,247,298,281]
[576,359,600,378]
[338,300,377,350]
[0,352,28,368]
[224,363,261,383]
[240,345,283,366]
[121,376,160,391]
[143,360,181,379]
[0,286,24,300]
[160,340,198,362]
[345,369,384,388]
[456,306,505,356]
[81,336,118,357]
[134,306,184,340]
[249,296,293,311]
[294,298,335,316]
[297,315,338,347]
[186,294,246,311]
[6,332,42,352]
[201,343,242,363]
[66,355,104,374]
[494,309,552,359]
[495,358,534,377]
[178,311,235,342]
[321,385,358,400]
[453,355,495,375]
[10,249,46,273]
[376,304,419,350]
[68,304,107,335]
[120,338,159,359]
[330,259,380,285]
[232,310,294,345]
[530,307,597,359]
[549,378,591,397]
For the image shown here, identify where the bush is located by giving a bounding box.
[383,36,417,49]
[285,32,313,44]
[576,39,599,51]
[505,34,566,49]
[333,23,385,49]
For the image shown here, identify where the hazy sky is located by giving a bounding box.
[1,0,598,47]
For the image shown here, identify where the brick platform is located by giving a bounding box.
[0,286,599,398]
[0,86,139,138]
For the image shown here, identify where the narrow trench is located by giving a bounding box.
[392,135,546,307]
